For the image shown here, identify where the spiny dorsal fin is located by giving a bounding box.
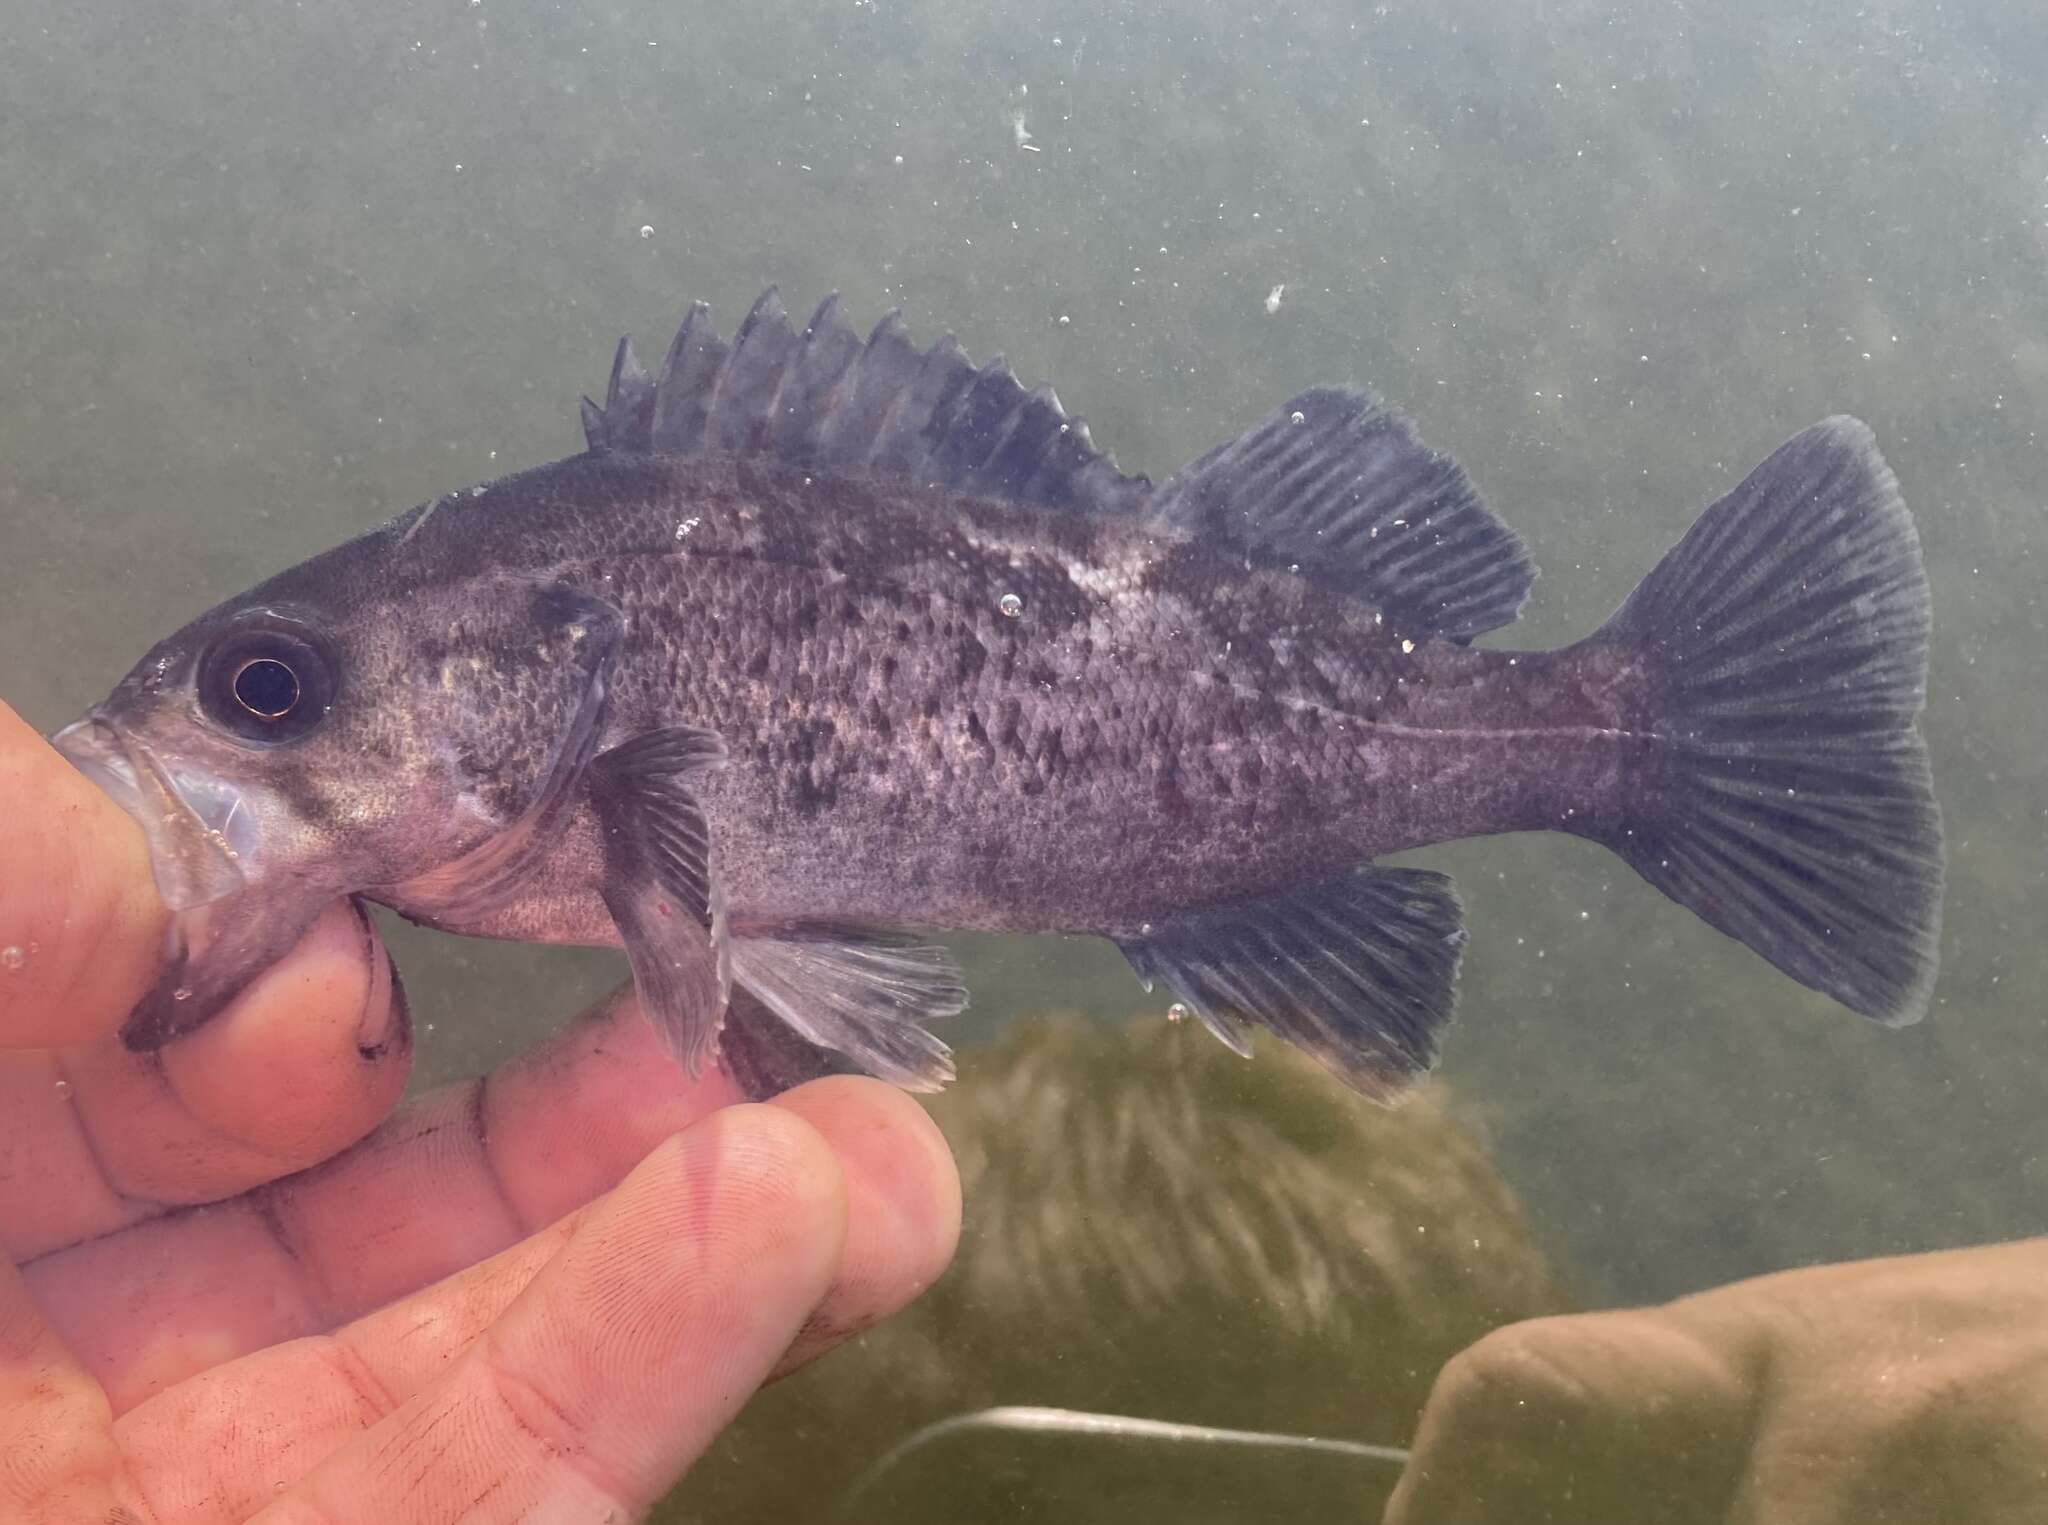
[580,289,1151,515]
[1149,389,1537,643]
[580,336,657,454]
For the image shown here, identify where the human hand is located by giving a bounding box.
[1387,1236,2048,1524]
[0,699,961,1522]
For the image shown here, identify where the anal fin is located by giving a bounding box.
[1115,865,1467,1103]
[591,726,730,1076]
[730,928,968,1093]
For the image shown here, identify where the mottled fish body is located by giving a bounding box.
[55,291,1944,1101]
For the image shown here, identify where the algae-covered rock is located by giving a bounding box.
[671,1015,1570,1522]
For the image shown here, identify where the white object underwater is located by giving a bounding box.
[844,1404,1412,1510]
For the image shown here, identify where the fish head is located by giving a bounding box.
[50,530,525,1044]
[55,605,362,912]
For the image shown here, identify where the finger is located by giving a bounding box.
[0,898,409,1262]
[116,1077,962,1523]
[0,701,168,1050]
[30,989,737,1411]
[257,1104,845,1525]
[1385,1309,1754,1525]
[0,1258,143,1520]
[765,1076,961,1374]
[115,1215,577,1525]
[260,985,742,1325]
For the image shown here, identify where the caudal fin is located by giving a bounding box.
[1587,417,1943,1026]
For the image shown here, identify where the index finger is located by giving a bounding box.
[0,701,168,1049]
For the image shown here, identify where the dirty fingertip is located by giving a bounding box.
[0,703,170,1049]
[767,1077,962,1369]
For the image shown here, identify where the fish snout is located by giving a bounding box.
[50,714,256,911]
[52,715,146,816]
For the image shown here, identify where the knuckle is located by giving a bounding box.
[475,1341,638,1514]
[1437,1314,1610,1415]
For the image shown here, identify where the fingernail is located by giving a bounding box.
[352,902,411,1061]
[358,953,413,1062]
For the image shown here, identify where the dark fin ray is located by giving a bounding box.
[765,293,865,459]
[705,288,802,454]
[648,301,729,454]
[718,984,863,1101]
[926,357,1026,483]
[590,726,732,1075]
[729,928,965,1093]
[869,333,975,477]
[1149,388,1535,641]
[1115,865,1467,1103]
[582,291,1152,514]
[984,385,1077,494]
[814,309,919,461]
[597,337,656,453]
[1584,416,1943,1026]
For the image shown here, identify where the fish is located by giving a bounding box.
[51,289,1944,1101]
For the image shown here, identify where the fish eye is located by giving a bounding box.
[198,621,338,744]
[232,657,300,719]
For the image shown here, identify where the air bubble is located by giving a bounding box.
[998,592,1024,617]
[172,986,193,1002]
[0,946,22,972]
[1167,1001,1190,1023]
[53,1078,72,1100]
[1289,410,1306,425]
[639,224,654,239]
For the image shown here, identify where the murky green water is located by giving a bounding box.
[5,0,2044,1516]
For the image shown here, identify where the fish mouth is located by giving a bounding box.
[51,716,258,911]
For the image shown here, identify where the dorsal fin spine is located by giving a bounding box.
[848,316,926,466]
[580,290,1155,516]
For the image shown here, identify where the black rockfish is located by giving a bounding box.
[52,290,1944,1100]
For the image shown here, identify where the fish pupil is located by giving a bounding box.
[233,657,300,719]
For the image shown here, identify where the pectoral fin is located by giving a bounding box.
[591,726,731,1075]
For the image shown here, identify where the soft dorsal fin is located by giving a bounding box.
[580,288,1152,516]
[1148,389,1537,642]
